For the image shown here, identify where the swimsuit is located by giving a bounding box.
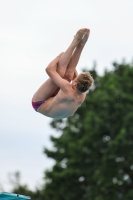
[32,101,46,111]
[32,95,55,111]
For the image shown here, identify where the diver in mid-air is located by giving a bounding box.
[32,28,94,119]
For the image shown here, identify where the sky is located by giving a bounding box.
[0,0,133,192]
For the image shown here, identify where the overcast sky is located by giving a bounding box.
[0,0,133,192]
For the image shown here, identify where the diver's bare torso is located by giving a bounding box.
[37,86,86,119]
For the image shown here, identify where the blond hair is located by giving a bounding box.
[76,72,94,93]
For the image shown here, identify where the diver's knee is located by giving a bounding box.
[57,69,65,78]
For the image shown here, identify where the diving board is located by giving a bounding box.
[0,192,31,200]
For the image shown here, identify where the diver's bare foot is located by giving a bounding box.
[73,28,88,46]
[79,29,90,46]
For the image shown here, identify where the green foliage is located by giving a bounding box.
[10,172,43,200]
[43,61,133,200]
[13,186,43,200]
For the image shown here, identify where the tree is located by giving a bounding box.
[10,171,42,200]
[42,60,133,200]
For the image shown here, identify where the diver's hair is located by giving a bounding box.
[76,72,94,93]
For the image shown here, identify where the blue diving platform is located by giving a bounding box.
[0,192,31,200]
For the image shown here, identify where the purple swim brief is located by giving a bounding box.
[32,101,45,111]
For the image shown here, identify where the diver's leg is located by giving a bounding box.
[57,28,88,77]
[52,29,90,96]
[32,55,62,102]
[32,78,58,102]
[64,29,90,81]
[32,29,89,102]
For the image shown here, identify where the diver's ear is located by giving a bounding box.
[73,81,77,86]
